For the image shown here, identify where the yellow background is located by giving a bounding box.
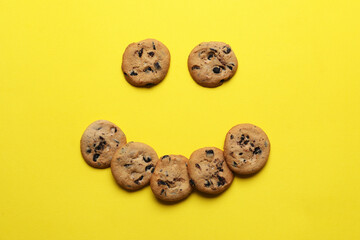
[1,0,360,239]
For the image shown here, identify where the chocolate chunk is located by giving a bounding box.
[114,128,117,133]
[204,180,211,187]
[134,175,143,185]
[246,135,249,139]
[138,48,143,57]
[253,147,262,155]
[143,156,152,163]
[144,67,153,72]
[251,143,255,147]
[195,163,201,169]
[239,152,243,155]
[151,168,155,173]
[233,161,238,166]
[217,175,226,186]
[154,62,161,70]
[152,42,156,50]
[130,71,138,76]
[191,65,200,70]
[86,148,91,154]
[157,180,170,187]
[148,52,154,57]
[213,67,221,73]
[230,134,234,139]
[208,53,214,60]
[210,48,217,52]
[243,140,249,145]
[205,150,214,157]
[160,189,165,195]
[227,65,233,70]
[145,164,154,171]
[223,47,231,54]
[123,72,128,76]
[93,154,100,162]
[190,179,195,187]
[238,134,245,144]
[99,136,104,140]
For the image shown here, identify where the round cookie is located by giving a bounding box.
[80,120,127,169]
[188,147,233,195]
[224,124,270,175]
[187,41,238,88]
[150,155,192,202]
[111,142,159,191]
[122,39,171,87]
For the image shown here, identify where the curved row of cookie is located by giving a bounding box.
[122,39,238,88]
[80,120,270,202]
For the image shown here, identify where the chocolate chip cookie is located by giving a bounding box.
[188,147,233,195]
[111,142,159,191]
[122,39,171,87]
[188,41,238,88]
[150,155,192,202]
[80,120,127,169]
[224,124,270,175]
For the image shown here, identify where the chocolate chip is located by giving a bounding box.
[160,189,165,195]
[151,168,155,173]
[97,127,102,130]
[86,148,91,154]
[145,164,154,171]
[123,72,128,76]
[238,134,245,144]
[191,65,200,70]
[239,152,243,155]
[152,42,156,50]
[130,71,138,76]
[99,136,104,140]
[124,164,132,167]
[217,175,226,186]
[144,67,153,73]
[230,134,234,139]
[154,62,161,70]
[205,149,214,157]
[253,147,262,155]
[210,48,218,52]
[233,161,238,166]
[157,180,170,187]
[114,128,117,133]
[208,53,214,60]
[143,156,152,163]
[138,48,143,57]
[213,67,221,74]
[220,65,226,70]
[134,175,143,185]
[161,155,169,160]
[243,140,249,145]
[227,65,233,70]
[195,163,201,169]
[114,139,119,144]
[251,143,255,147]
[93,154,100,162]
[148,52,154,57]
[190,179,195,187]
[243,159,247,163]
[223,46,231,54]
[204,180,211,187]
[246,135,250,139]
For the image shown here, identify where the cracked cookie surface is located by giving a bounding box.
[122,39,170,87]
[80,120,127,169]
[224,124,270,175]
[188,41,238,87]
[188,147,233,195]
[111,142,159,191]
[150,155,192,202]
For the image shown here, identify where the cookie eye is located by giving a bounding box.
[191,65,200,70]
[213,67,221,73]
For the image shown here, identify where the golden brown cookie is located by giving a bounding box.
[150,155,192,202]
[111,142,159,191]
[122,39,170,87]
[188,41,238,87]
[224,124,270,175]
[188,147,233,195]
[80,120,127,169]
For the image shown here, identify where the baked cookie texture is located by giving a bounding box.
[111,142,159,191]
[80,120,127,169]
[224,124,270,175]
[188,147,233,195]
[188,41,238,87]
[150,155,192,202]
[122,39,171,87]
